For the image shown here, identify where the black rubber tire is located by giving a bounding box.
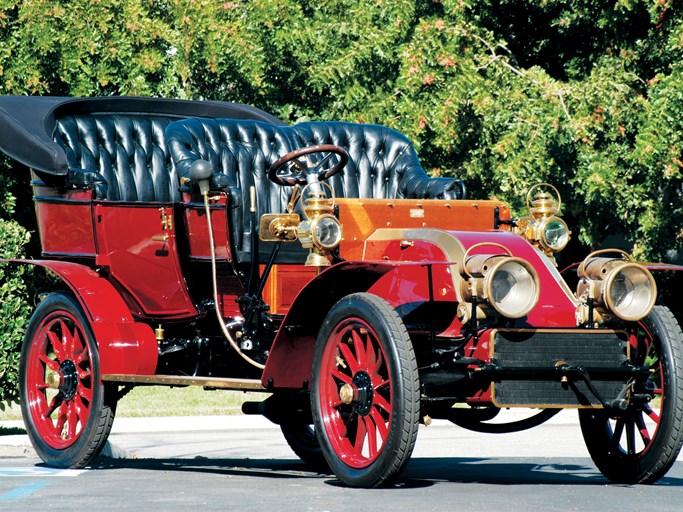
[579,305,683,484]
[19,293,116,468]
[280,422,328,470]
[311,292,420,488]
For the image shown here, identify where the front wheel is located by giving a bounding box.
[19,293,116,468]
[311,293,420,487]
[579,305,683,483]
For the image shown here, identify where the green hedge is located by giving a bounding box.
[0,186,31,406]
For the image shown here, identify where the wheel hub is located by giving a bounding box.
[339,383,355,405]
[46,370,61,390]
[58,360,79,400]
[352,372,373,416]
[337,372,374,415]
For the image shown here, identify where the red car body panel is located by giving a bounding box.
[4,259,158,376]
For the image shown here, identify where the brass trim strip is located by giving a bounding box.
[489,328,630,358]
[490,384,604,409]
[102,374,266,391]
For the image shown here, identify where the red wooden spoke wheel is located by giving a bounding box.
[312,293,419,488]
[20,293,116,468]
[579,305,683,483]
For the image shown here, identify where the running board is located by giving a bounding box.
[101,374,266,391]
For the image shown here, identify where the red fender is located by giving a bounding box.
[262,261,395,389]
[3,259,157,375]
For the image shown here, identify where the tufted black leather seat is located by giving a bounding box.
[166,118,466,263]
[54,114,181,202]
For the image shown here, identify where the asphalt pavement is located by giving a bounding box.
[1,408,591,461]
[3,410,683,512]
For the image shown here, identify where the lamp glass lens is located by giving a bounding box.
[608,267,654,320]
[543,218,569,251]
[490,261,538,318]
[314,217,341,249]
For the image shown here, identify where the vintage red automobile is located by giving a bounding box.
[1,96,682,488]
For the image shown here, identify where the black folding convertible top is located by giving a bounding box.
[0,96,282,175]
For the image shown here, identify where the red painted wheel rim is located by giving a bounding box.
[25,311,94,449]
[319,317,393,469]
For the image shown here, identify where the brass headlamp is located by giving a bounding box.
[515,183,570,257]
[458,243,540,320]
[259,181,342,267]
[575,249,656,324]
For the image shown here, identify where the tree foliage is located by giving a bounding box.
[2,0,683,401]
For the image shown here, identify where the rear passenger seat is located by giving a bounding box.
[54,113,182,202]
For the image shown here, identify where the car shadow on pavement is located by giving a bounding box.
[90,456,329,481]
[88,455,683,488]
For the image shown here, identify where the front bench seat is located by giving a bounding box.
[166,118,466,263]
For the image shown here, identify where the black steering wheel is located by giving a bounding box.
[268,144,349,186]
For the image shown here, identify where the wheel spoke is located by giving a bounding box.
[63,323,76,360]
[48,329,65,361]
[351,329,367,369]
[75,348,89,367]
[373,393,391,414]
[365,336,377,374]
[611,418,625,452]
[338,342,360,374]
[71,329,89,366]
[60,320,75,359]
[66,402,79,440]
[38,354,60,372]
[77,383,93,404]
[373,349,384,376]
[353,414,366,455]
[634,413,652,448]
[363,415,378,459]
[54,402,68,435]
[43,393,64,419]
[643,403,660,425]
[74,394,90,426]
[625,419,636,455]
[313,152,335,170]
[325,370,342,407]
[369,407,389,444]
[330,368,352,385]
[375,378,390,391]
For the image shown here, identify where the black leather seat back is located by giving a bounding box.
[293,121,421,200]
[54,114,180,202]
[167,118,296,216]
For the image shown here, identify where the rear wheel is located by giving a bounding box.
[311,293,420,487]
[280,422,328,469]
[19,293,116,468]
[579,305,683,483]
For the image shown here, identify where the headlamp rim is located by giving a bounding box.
[601,262,657,321]
[482,256,541,319]
[309,213,342,250]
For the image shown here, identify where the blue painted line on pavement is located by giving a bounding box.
[0,481,53,501]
